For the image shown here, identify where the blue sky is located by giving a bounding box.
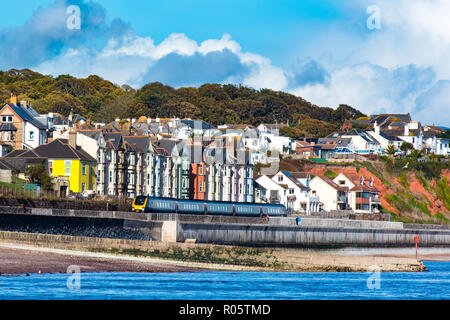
[1,0,449,125]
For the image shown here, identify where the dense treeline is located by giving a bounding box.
[0,69,366,137]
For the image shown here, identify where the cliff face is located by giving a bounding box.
[303,162,450,224]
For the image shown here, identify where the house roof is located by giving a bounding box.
[78,130,102,141]
[318,176,349,191]
[0,157,47,173]
[155,139,183,156]
[2,103,47,130]
[4,149,28,158]
[259,123,288,130]
[350,185,380,192]
[123,136,150,154]
[181,119,216,130]
[280,171,308,189]
[0,123,17,131]
[103,133,123,150]
[14,139,95,161]
[337,173,380,193]
[283,171,309,180]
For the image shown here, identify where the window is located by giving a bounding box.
[64,161,71,175]
[82,164,86,175]
[49,161,53,175]
[289,189,294,194]
[29,131,35,141]
[81,183,85,192]
[199,181,205,192]
[278,176,283,182]
[109,171,113,183]
[339,180,345,185]
[2,116,12,123]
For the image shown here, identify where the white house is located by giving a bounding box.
[309,176,349,212]
[256,171,320,214]
[398,121,423,150]
[255,175,286,205]
[435,138,450,155]
[332,173,381,213]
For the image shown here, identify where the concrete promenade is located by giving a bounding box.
[0,206,449,247]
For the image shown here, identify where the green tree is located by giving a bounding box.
[385,145,397,156]
[25,164,54,191]
[438,130,450,139]
[400,142,414,152]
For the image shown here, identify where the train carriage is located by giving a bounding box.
[147,197,178,213]
[234,203,262,217]
[261,204,286,217]
[206,201,234,216]
[177,200,206,214]
[132,196,287,217]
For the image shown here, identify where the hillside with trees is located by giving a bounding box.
[0,69,365,135]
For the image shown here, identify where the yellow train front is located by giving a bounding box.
[132,196,287,217]
[131,196,148,212]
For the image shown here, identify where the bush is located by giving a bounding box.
[324,169,338,179]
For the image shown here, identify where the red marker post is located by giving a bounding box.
[414,235,420,259]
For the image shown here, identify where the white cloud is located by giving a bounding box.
[12,0,450,125]
[36,32,288,90]
[290,63,436,115]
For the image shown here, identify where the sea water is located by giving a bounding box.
[0,261,448,300]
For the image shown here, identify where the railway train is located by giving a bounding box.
[132,196,288,217]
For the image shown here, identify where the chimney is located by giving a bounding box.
[69,131,77,149]
[374,121,380,135]
[10,94,17,105]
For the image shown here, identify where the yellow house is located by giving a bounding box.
[18,139,96,194]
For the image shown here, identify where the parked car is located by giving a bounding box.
[82,191,96,200]
[68,193,83,200]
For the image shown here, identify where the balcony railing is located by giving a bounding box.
[370,196,381,203]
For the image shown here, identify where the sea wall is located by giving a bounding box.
[0,206,449,247]
[178,223,450,247]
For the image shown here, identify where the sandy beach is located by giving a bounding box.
[0,243,207,275]
[0,236,430,274]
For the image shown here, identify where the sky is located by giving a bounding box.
[1,0,449,126]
